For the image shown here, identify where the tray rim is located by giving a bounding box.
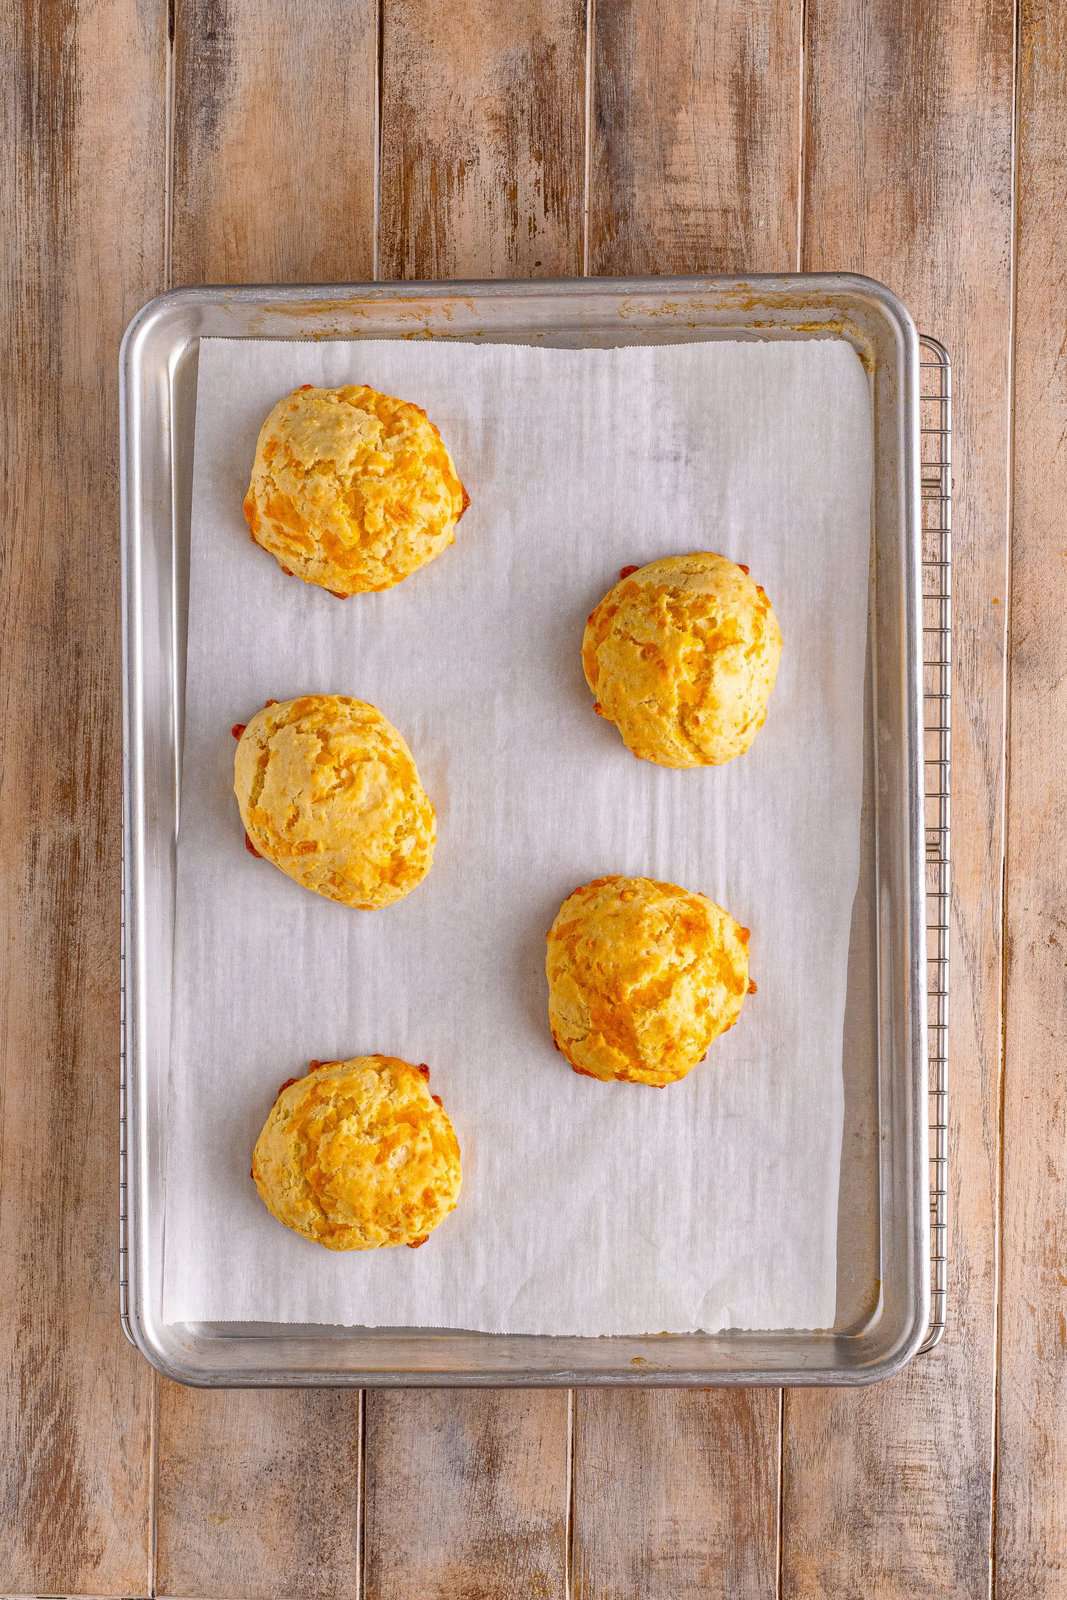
[120,270,929,1386]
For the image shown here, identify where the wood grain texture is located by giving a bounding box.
[364,1390,570,1600]
[155,1388,362,1599]
[572,5,800,1595]
[572,1390,779,1600]
[783,2,1014,1595]
[589,0,802,276]
[996,3,1067,1594]
[172,0,377,283]
[5,0,1048,1591]
[379,0,586,279]
[0,0,164,1590]
[155,7,377,1594]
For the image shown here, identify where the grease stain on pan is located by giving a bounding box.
[616,298,877,372]
[241,296,477,337]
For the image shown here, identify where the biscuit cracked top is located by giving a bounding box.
[243,384,468,595]
[233,694,435,909]
[546,875,752,1086]
[252,1056,462,1251]
[582,552,783,767]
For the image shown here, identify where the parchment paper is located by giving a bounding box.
[163,335,872,1333]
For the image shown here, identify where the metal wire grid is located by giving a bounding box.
[118,336,955,1363]
[917,335,952,1353]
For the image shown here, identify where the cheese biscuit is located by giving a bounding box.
[546,875,752,1086]
[243,384,468,595]
[583,553,782,766]
[233,695,435,909]
[252,1056,462,1250]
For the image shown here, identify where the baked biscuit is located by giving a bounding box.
[582,553,783,767]
[243,384,468,595]
[252,1056,462,1250]
[546,875,752,1086]
[233,695,435,909]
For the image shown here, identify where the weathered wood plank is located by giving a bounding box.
[378,0,586,280]
[364,1390,571,1600]
[155,5,378,1594]
[589,0,802,277]
[996,3,1067,1595]
[172,0,378,283]
[783,2,1014,1594]
[572,1390,780,1600]
[573,5,801,1595]
[155,1389,362,1599]
[0,0,165,1589]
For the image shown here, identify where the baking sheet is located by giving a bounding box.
[163,335,872,1334]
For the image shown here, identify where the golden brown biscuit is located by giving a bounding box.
[582,553,783,767]
[546,875,752,1086]
[243,384,468,595]
[252,1056,462,1250]
[233,694,435,909]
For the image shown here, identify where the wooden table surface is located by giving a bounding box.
[3,0,1065,1594]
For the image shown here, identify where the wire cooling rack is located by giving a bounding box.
[918,335,952,1353]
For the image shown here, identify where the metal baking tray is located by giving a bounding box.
[120,274,948,1386]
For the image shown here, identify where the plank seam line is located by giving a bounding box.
[163,0,175,291]
[991,2,1025,1596]
[776,1388,785,1599]
[149,1369,159,1596]
[372,0,384,280]
[581,0,596,276]
[565,1387,576,1599]
[795,0,808,271]
[357,1387,367,1600]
